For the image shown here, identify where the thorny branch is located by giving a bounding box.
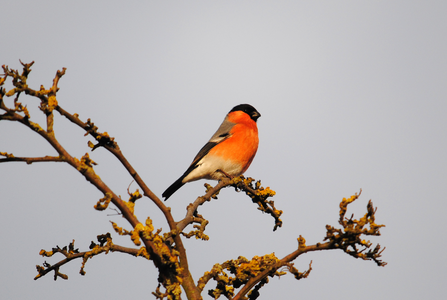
[1,62,386,300]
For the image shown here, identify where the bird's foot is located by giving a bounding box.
[216,169,234,180]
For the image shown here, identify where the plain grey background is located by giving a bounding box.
[1,1,446,299]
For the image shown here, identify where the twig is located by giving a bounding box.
[35,237,143,281]
[0,155,64,164]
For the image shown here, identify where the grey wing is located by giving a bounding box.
[188,118,235,167]
[208,118,235,143]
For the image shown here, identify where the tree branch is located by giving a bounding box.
[176,179,231,234]
[0,153,64,164]
[203,191,386,300]
[1,62,200,299]
[35,234,144,281]
[177,176,281,239]
[54,106,200,299]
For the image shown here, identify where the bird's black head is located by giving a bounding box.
[229,104,261,122]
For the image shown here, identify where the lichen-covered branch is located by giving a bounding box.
[200,191,385,300]
[35,233,144,281]
[176,176,281,242]
[231,176,282,231]
[1,62,196,300]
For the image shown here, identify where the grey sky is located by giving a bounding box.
[1,1,446,299]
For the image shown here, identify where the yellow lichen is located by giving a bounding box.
[94,193,112,211]
[131,223,146,246]
[77,153,97,174]
[110,221,132,236]
[36,87,51,96]
[28,121,42,132]
[129,189,142,203]
[39,249,54,257]
[0,152,14,158]
[255,186,276,198]
[126,201,135,214]
[145,217,155,232]
[136,247,150,260]
[5,88,17,97]
[47,95,58,110]
[298,235,307,250]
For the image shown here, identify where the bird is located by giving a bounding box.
[162,104,261,200]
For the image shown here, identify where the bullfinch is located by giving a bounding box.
[162,104,261,200]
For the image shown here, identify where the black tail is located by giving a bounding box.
[162,176,185,200]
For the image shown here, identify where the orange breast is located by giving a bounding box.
[208,111,259,174]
